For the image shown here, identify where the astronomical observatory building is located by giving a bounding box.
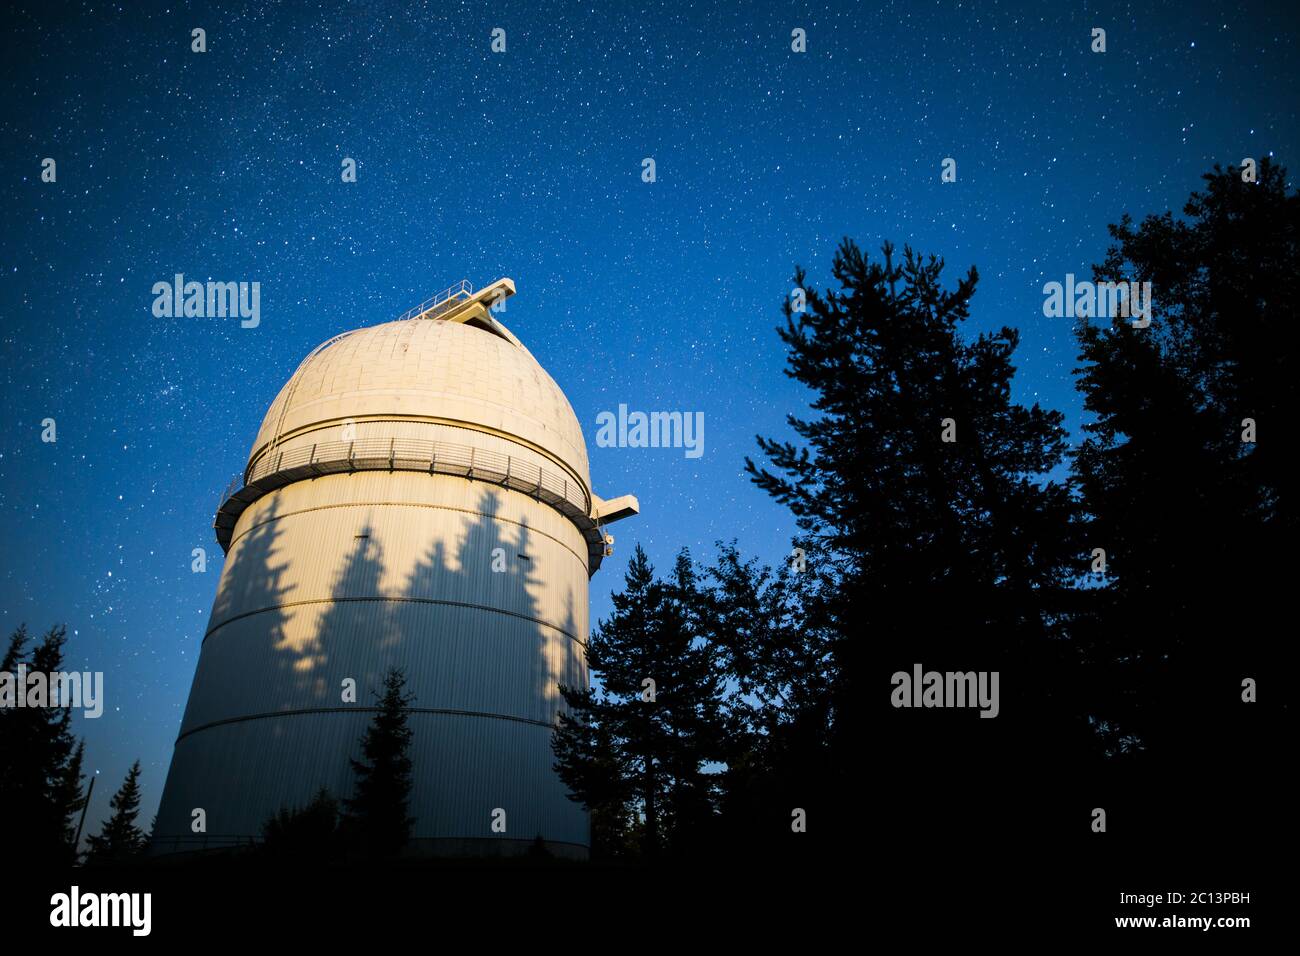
[153,279,637,858]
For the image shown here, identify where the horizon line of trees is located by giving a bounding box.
[552,158,1295,861]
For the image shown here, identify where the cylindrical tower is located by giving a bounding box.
[153,279,637,858]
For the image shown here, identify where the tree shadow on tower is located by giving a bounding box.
[299,521,391,702]
[395,484,570,855]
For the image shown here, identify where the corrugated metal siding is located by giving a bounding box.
[156,470,592,854]
[181,602,584,732]
[225,471,586,568]
[155,711,589,848]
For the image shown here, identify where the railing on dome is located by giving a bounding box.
[219,474,242,505]
[395,280,474,322]
[213,436,605,569]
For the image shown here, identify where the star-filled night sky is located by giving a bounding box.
[2,0,1297,838]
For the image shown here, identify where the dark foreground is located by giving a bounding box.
[10,833,1281,943]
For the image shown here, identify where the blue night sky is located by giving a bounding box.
[2,1,1297,836]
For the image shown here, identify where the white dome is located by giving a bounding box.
[214,282,636,569]
[248,315,590,493]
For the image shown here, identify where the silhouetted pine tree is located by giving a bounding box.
[0,625,89,864]
[341,668,415,858]
[0,625,27,672]
[553,546,727,860]
[526,833,553,859]
[1072,159,1297,847]
[55,740,87,859]
[84,761,147,864]
[658,551,730,856]
[746,240,1088,854]
[262,788,341,862]
[552,697,636,858]
[694,542,835,857]
[0,626,31,824]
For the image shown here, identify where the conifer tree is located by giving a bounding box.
[1072,159,1296,843]
[695,543,834,855]
[54,740,88,862]
[342,668,415,858]
[263,788,341,861]
[84,760,147,864]
[0,624,27,673]
[0,626,31,820]
[553,546,726,859]
[552,690,636,858]
[746,240,1087,849]
[0,625,88,863]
